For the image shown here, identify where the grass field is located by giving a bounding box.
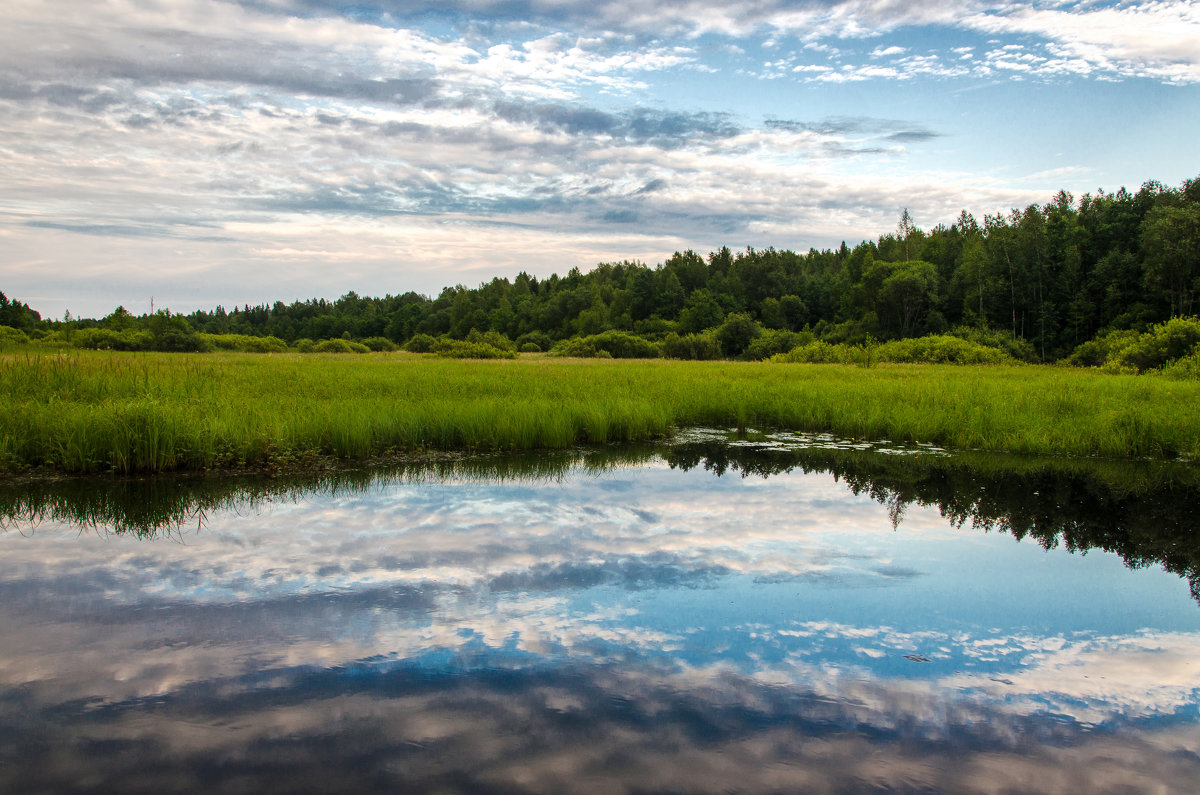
[2,350,1198,475]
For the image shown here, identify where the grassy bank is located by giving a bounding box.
[2,350,1198,475]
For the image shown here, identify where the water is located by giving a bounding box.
[2,432,1199,792]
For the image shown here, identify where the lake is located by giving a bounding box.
[2,430,1199,792]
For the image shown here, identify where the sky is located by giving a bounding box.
[2,1,1199,320]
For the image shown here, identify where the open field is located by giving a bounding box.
[2,350,1198,475]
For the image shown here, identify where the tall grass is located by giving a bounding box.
[2,350,1198,474]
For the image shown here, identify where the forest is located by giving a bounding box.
[4,175,1199,366]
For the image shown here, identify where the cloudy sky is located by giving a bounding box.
[2,1,1199,319]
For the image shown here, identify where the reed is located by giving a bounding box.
[2,350,1198,475]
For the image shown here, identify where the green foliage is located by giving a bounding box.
[431,340,518,359]
[661,332,722,360]
[775,335,1013,365]
[945,325,1037,362]
[360,336,398,352]
[293,338,316,353]
[715,312,762,357]
[466,329,517,351]
[520,342,542,353]
[552,330,660,359]
[1065,317,1200,372]
[678,289,724,333]
[199,333,287,353]
[73,327,155,351]
[239,335,288,353]
[774,341,864,365]
[1161,349,1200,380]
[405,334,437,353]
[744,330,814,361]
[873,335,1014,364]
[516,331,553,352]
[0,325,30,349]
[147,311,207,352]
[312,339,370,354]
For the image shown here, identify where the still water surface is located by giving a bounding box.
[2,432,1199,792]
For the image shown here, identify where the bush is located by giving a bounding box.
[293,338,316,353]
[773,341,862,364]
[0,325,30,349]
[466,329,517,351]
[200,333,242,351]
[1114,317,1200,372]
[516,331,553,352]
[773,335,1014,365]
[714,313,762,357]
[313,338,369,353]
[520,343,542,353]
[1063,329,1141,368]
[1161,349,1200,380]
[946,326,1037,362]
[201,333,288,353]
[744,330,814,361]
[360,336,398,352]
[239,335,288,353]
[432,340,517,359]
[874,335,1013,364]
[73,327,154,351]
[552,331,660,359]
[1064,317,1200,372]
[405,334,437,353]
[661,332,722,361]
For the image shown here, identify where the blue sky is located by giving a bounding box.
[2,0,1199,319]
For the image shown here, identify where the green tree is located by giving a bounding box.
[678,289,724,333]
[1142,203,1200,317]
[715,312,762,357]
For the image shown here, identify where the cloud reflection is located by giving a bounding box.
[1,455,1198,790]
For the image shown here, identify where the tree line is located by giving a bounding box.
[6,174,1199,362]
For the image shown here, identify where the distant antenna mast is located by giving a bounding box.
[150,296,154,314]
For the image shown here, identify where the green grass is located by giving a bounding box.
[2,350,1199,475]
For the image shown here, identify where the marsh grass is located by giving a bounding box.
[2,350,1198,474]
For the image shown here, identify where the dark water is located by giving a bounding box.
[2,430,1199,793]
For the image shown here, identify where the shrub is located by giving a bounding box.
[239,335,288,353]
[360,336,398,352]
[432,341,517,359]
[313,338,369,353]
[516,331,553,352]
[73,328,154,351]
[1162,349,1200,380]
[744,330,814,361]
[661,332,722,361]
[1113,317,1200,372]
[552,331,660,359]
[773,335,1013,365]
[466,329,517,351]
[946,326,1037,362]
[1064,317,1200,372]
[714,313,762,357]
[874,335,1013,365]
[773,341,862,364]
[0,325,30,349]
[405,334,437,353]
[293,338,316,353]
[520,342,542,353]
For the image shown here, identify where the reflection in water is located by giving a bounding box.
[1,431,1199,792]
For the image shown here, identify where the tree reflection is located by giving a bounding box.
[2,436,1198,600]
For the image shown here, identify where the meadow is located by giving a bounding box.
[2,350,1198,475]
